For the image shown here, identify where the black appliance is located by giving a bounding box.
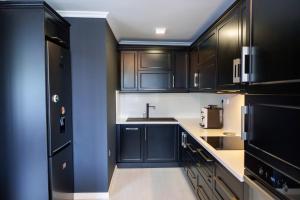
[200,136,244,150]
[243,95,300,200]
[47,41,74,200]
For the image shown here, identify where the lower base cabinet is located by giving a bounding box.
[180,128,244,200]
[117,124,179,167]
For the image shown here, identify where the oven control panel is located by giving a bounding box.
[245,152,300,199]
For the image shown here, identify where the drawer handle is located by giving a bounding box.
[215,176,238,200]
[51,36,66,45]
[186,143,197,153]
[125,127,139,131]
[197,149,213,162]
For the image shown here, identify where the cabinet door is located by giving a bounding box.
[173,51,189,90]
[198,30,217,91]
[138,51,172,71]
[249,0,300,84]
[118,125,143,163]
[144,125,177,162]
[214,162,243,200]
[189,46,200,90]
[138,71,171,91]
[121,51,137,91]
[217,3,241,88]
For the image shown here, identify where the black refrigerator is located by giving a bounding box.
[0,2,74,200]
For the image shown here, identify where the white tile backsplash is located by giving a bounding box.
[116,91,244,134]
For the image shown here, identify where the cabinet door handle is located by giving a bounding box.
[241,106,248,141]
[215,176,238,200]
[144,128,147,141]
[172,74,175,88]
[125,127,139,131]
[194,73,199,87]
[181,132,185,147]
[241,46,249,82]
[186,143,197,153]
[233,58,241,83]
[197,149,213,162]
[50,36,66,45]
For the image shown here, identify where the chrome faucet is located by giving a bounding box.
[146,103,156,119]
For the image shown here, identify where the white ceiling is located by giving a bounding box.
[47,0,236,45]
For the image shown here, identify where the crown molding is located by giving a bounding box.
[57,11,109,18]
[118,40,191,46]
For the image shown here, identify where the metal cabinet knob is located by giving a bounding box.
[52,94,60,103]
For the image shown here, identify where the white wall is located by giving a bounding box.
[116,92,244,134]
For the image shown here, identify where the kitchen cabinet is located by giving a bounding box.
[144,125,178,162]
[216,1,243,91]
[214,162,244,200]
[118,125,144,163]
[246,0,300,94]
[0,2,73,200]
[119,47,188,92]
[198,30,217,92]
[173,51,189,91]
[117,124,179,167]
[138,50,172,71]
[189,45,200,91]
[121,51,138,91]
[181,129,214,200]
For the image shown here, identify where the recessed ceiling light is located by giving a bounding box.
[155,27,166,35]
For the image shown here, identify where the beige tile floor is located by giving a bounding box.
[109,167,197,200]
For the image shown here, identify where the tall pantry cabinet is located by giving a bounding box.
[0,2,74,200]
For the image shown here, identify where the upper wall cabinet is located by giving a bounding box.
[121,51,138,91]
[119,47,189,92]
[216,1,243,91]
[138,51,172,71]
[246,0,300,94]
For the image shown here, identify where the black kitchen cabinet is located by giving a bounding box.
[121,51,138,91]
[189,45,200,91]
[118,125,144,162]
[117,124,179,167]
[144,125,178,162]
[216,1,242,90]
[214,162,244,200]
[198,30,217,92]
[0,2,73,200]
[119,46,188,92]
[172,51,189,91]
[138,70,172,91]
[138,50,172,71]
[246,0,300,93]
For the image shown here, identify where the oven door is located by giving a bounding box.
[244,95,300,182]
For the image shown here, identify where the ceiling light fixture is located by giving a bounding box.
[155,27,166,35]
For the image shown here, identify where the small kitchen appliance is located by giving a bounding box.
[200,105,223,129]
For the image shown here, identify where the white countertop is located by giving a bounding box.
[117,117,244,182]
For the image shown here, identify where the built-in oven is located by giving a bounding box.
[242,95,300,200]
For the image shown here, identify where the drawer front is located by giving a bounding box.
[214,163,243,200]
[197,172,213,200]
[49,145,73,200]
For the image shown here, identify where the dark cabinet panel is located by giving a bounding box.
[189,46,200,90]
[138,71,171,90]
[118,125,144,162]
[138,51,172,71]
[214,162,243,200]
[249,0,300,85]
[216,3,241,88]
[144,125,177,162]
[121,51,137,90]
[49,145,74,200]
[198,30,217,91]
[173,51,189,90]
[47,41,72,154]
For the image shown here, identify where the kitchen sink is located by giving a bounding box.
[126,117,178,122]
[200,136,244,150]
